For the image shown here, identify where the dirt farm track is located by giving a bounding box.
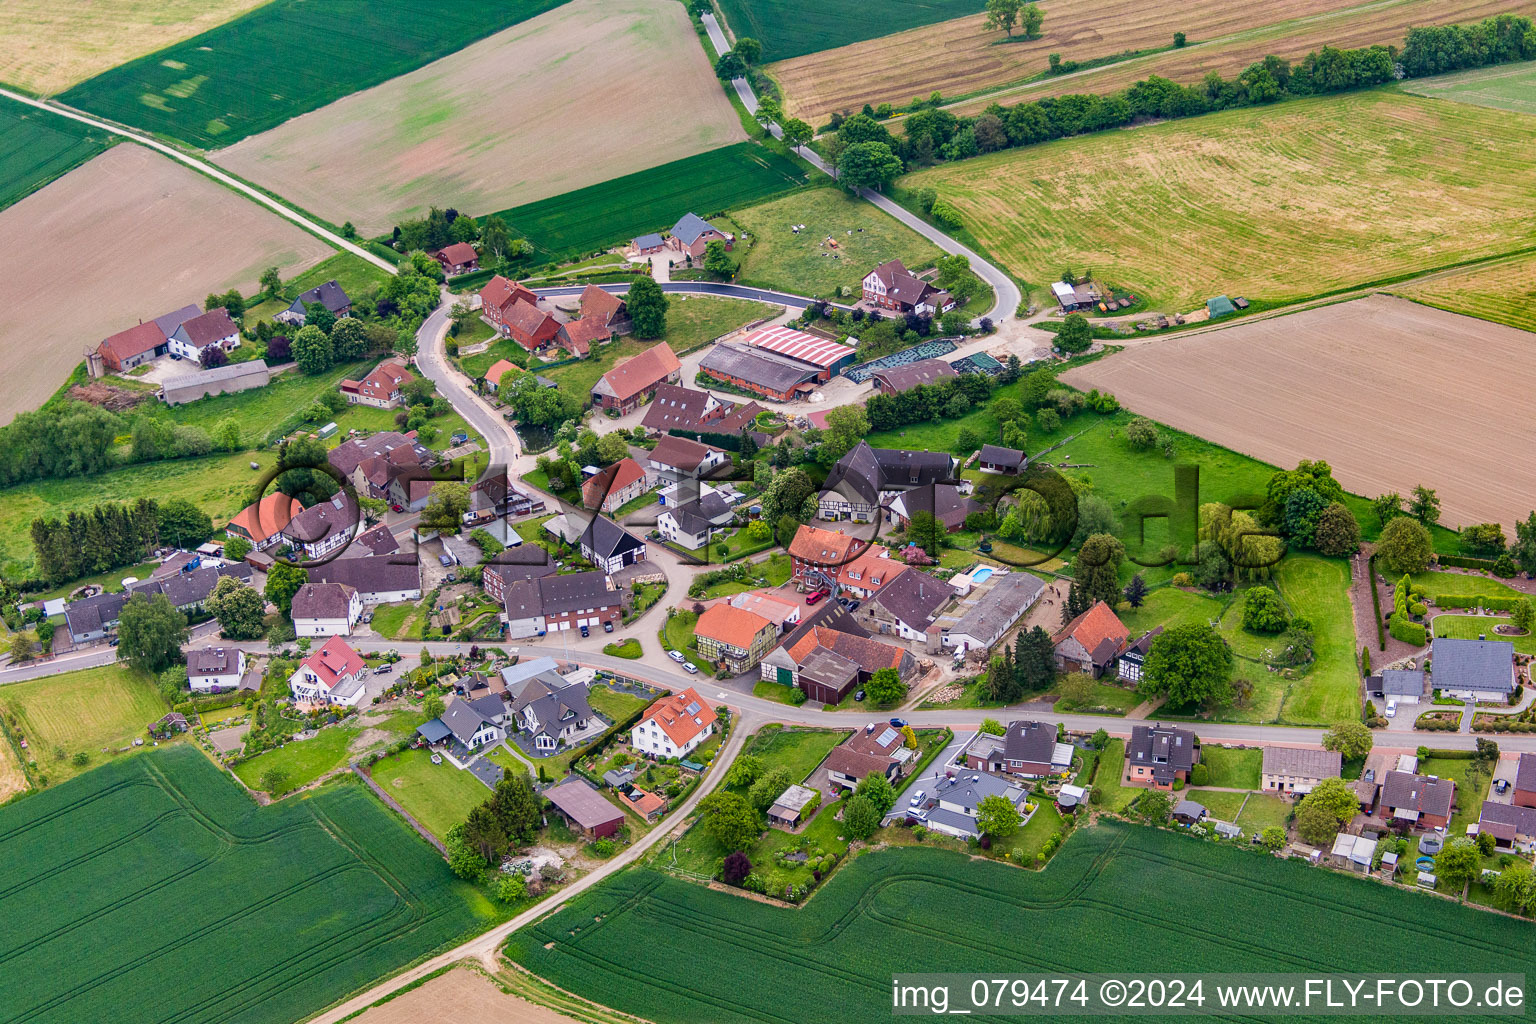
[1060,295,1536,532]
[351,967,579,1024]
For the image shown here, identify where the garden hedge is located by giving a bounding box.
[1389,615,1427,646]
[1438,555,1498,571]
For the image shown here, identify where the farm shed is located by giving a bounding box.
[544,780,624,839]
[1206,295,1237,319]
[159,359,270,405]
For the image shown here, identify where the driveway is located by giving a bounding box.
[884,728,971,822]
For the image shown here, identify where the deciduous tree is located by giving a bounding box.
[1312,501,1361,556]
[976,794,1022,837]
[264,563,309,617]
[116,593,188,673]
[292,324,333,375]
[1138,623,1234,709]
[206,576,266,640]
[866,667,907,707]
[627,275,667,339]
[1376,516,1433,574]
[1241,586,1289,634]
[855,773,896,816]
[1408,484,1441,526]
[984,0,1023,37]
[836,141,903,192]
[843,794,881,839]
[700,791,761,850]
[1322,720,1373,760]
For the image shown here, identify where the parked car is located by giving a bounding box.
[373,665,392,675]
[667,650,686,663]
[805,590,825,606]
[603,621,613,633]
[437,554,453,567]
[1385,702,1397,718]
[889,717,908,728]
[855,689,866,701]
[391,504,404,513]
[908,789,925,807]
[108,637,120,647]
[683,663,698,674]
[580,625,590,638]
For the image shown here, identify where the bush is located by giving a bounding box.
[1389,615,1427,646]
[1189,764,1210,786]
[930,199,963,230]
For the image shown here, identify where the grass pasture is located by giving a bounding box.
[1400,59,1536,115]
[729,186,944,298]
[58,0,572,148]
[1196,746,1261,789]
[948,0,1536,114]
[487,143,808,262]
[0,746,490,1024]
[0,144,331,424]
[0,94,111,211]
[905,90,1536,312]
[715,0,980,63]
[0,0,268,95]
[243,252,393,324]
[0,665,170,785]
[509,820,1533,1023]
[214,0,743,234]
[1061,296,1536,534]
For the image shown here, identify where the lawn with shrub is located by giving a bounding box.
[370,746,492,840]
[233,726,360,795]
[1194,747,1261,789]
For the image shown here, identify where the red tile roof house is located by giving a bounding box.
[479,275,560,352]
[95,302,200,372]
[482,358,518,392]
[694,603,778,674]
[166,308,240,364]
[578,284,627,331]
[1052,600,1131,678]
[760,623,917,704]
[631,687,717,759]
[339,360,413,408]
[1380,770,1456,830]
[545,780,625,838]
[861,258,955,315]
[433,242,480,277]
[581,457,649,514]
[557,315,610,358]
[788,524,865,589]
[226,492,303,551]
[666,212,733,259]
[590,342,681,413]
[825,722,912,791]
[286,635,368,707]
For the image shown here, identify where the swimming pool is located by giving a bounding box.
[972,567,993,583]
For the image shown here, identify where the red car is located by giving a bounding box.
[805,590,827,606]
[391,504,404,513]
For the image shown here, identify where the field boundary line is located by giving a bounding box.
[351,764,446,855]
[0,86,394,276]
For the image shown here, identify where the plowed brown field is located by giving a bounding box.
[0,145,331,422]
[353,968,582,1024]
[1060,295,1536,532]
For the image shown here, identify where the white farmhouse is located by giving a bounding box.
[631,687,717,760]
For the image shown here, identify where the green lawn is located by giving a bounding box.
[730,186,945,299]
[1409,570,1526,602]
[1184,789,1247,821]
[602,638,643,659]
[461,337,529,380]
[163,359,372,441]
[370,600,425,640]
[1419,756,1493,838]
[1091,739,1140,813]
[33,559,160,602]
[1399,61,1536,115]
[371,747,492,841]
[0,451,275,577]
[699,553,792,598]
[743,724,847,783]
[1234,792,1292,833]
[233,726,360,795]
[1053,677,1142,716]
[1197,747,1261,789]
[244,252,394,323]
[992,797,1065,865]
[544,337,653,403]
[662,296,781,353]
[452,317,497,350]
[1270,557,1359,726]
[0,665,170,786]
[1117,586,1224,636]
[614,490,660,518]
[752,681,803,707]
[660,610,714,673]
[588,686,650,725]
[1433,614,1536,656]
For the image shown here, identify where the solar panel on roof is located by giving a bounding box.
[685,701,700,714]
[876,727,899,746]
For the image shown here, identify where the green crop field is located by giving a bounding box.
[0,747,491,1024]
[0,665,169,785]
[902,90,1536,310]
[58,0,572,148]
[488,143,808,261]
[371,747,493,840]
[0,95,112,211]
[715,0,981,62]
[1401,61,1536,115]
[509,820,1532,1023]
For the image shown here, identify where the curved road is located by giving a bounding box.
[532,281,849,311]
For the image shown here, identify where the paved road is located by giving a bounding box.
[0,87,395,276]
[415,293,517,468]
[306,714,751,1024]
[530,281,848,311]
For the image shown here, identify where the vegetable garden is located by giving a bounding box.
[0,746,490,1024]
[509,821,1533,1024]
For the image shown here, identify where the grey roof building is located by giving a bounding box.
[279,280,351,323]
[822,441,956,509]
[1127,724,1199,786]
[63,591,129,642]
[1430,637,1516,696]
[1370,668,1426,699]
[933,572,1046,653]
[699,342,821,397]
[307,555,422,601]
[159,359,270,406]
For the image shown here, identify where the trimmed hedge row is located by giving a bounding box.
[1437,554,1498,571]
[1389,616,1427,646]
[1367,555,1385,651]
[1438,593,1522,611]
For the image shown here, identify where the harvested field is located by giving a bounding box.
[354,968,580,1024]
[1392,251,1536,333]
[508,821,1533,1024]
[0,0,268,94]
[215,0,743,235]
[59,0,570,148]
[948,0,1536,115]
[0,145,331,423]
[903,90,1536,310]
[774,0,1340,124]
[0,746,491,1024]
[0,734,28,803]
[1060,295,1536,532]
[1400,59,1536,115]
[489,143,808,262]
[0,94,111,211]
